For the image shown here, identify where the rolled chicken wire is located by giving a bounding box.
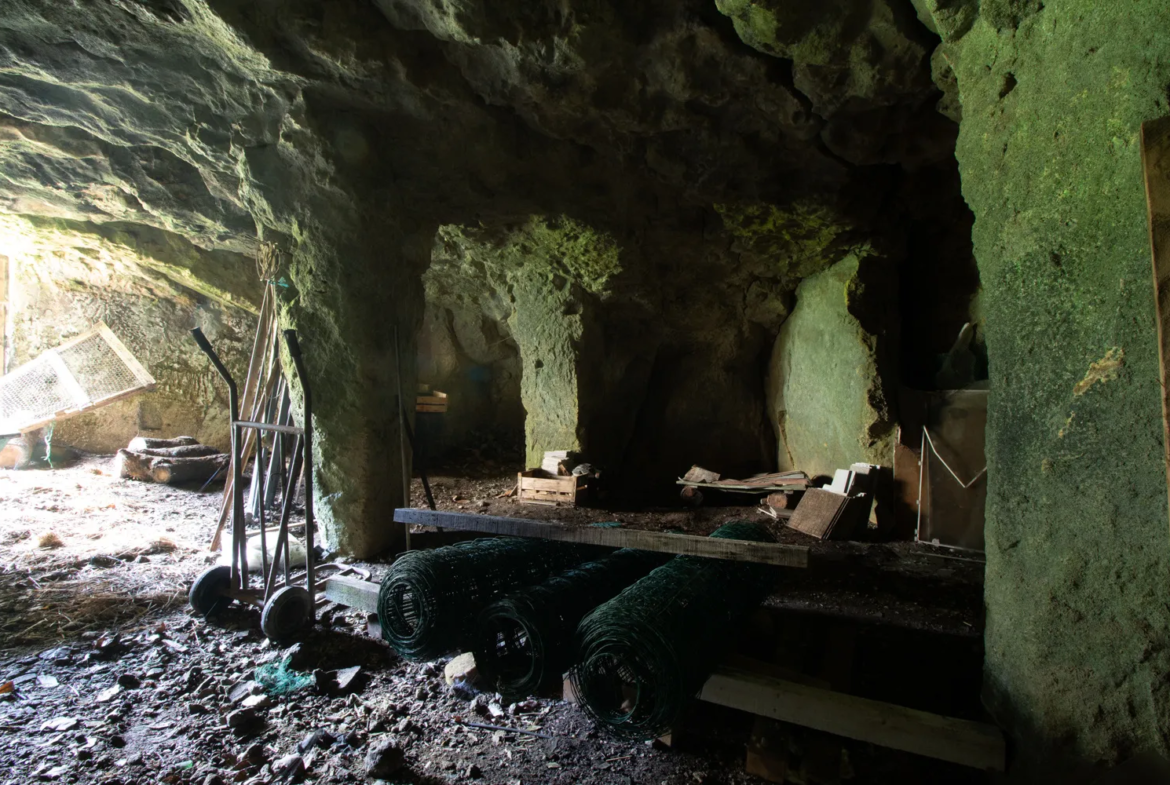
[473,547,673,701]
[570,520,777,740]
[378,537,603,661]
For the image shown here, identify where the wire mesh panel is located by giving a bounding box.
[0,323,155,434]
[58,332,145,403]
[0,357,76,433]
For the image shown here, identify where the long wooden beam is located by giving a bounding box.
[700,660,1005,772]
[393,509,809,568]
[1142,116,1170,532]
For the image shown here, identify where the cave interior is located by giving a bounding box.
[1,0,1169,783]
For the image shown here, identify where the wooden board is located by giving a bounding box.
[699,660,1005,772]
[786,489,848,539]
[393,509,809,568]
[1142,116,1170,532]
[324,574,379,613]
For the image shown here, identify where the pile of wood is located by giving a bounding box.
[115,436,228,485]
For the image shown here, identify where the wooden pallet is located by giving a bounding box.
[517,469,587,506]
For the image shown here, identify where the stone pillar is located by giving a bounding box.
[509,278,657,473]
[511,277,586,468]
[766,251,896,478]
[938,1,1170,775]
[277,211,433,558]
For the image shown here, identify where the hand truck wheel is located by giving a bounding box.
[189,565,232,616]
[260,585,312,642]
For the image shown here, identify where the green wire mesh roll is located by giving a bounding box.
[570,521,777,740]
[473,548,673,702]
[378,537,602,661]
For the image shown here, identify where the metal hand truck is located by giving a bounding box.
[186,327,317,641]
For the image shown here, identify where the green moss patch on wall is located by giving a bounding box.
[937,0,1170,775]
[425,216,629,468]
[715,199,852,281]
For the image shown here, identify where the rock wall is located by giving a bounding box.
[3,215,257,453]
[936,0,1170,777]
[0,0,976,552]
[415,302,524,457]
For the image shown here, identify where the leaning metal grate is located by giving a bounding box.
[0,357,74,433]
[58,333,144,403]
[0,323,155,434]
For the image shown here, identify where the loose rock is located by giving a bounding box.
[443,653,479,688]
[363,737,405,779]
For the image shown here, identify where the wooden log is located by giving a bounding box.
[150,455,228,485]
[392,509,809,568]
[116,449,227,485]
[765,492,792,510]
[127,435,199,451]
[133,444,222,458]
[114,449,153,482]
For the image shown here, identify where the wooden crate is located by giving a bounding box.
[517,469,587,506]
[416,391,448,413]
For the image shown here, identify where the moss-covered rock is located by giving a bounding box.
[715,199,852,281]
[425,217,631,468]
[947,1,1170,775]
[766,252,894,479]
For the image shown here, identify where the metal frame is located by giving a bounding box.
[190,327,316,620]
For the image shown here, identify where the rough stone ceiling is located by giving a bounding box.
[0,0,954,258]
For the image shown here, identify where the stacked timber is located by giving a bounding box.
[115,435,228,485]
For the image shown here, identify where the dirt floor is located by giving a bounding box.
[0,454,991,785]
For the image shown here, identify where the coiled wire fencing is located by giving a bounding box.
[378,537,602,661]
[570,521,777,740]
[473,548,672,701]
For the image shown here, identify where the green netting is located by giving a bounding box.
[472,548,672,701]
[254,654,313,696]
[378,537,603,661]
[570,521,777,740]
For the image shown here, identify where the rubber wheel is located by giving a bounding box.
[261,586,312,642]
[189,565,231,616]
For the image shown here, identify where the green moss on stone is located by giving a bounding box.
[424,216,625,467]
[950,1,1170,772]
[715,200,850,280]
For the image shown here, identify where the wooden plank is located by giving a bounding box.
[519,489,573,502]
[520,477,577,492]
[324,575,379,613]
[44,350,91,408]
[392,509,809,568]
[95,323,156,387]
[1142,116,1170,533]
[699,661,1005,772]
[235,419,304,435]
[0,253,6,375]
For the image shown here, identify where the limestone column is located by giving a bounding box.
[274,208,433,558]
